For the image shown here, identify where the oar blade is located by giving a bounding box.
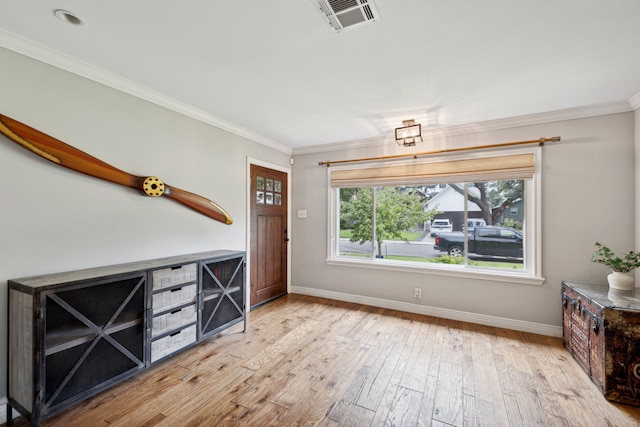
[0,114,138,188]
[164,185,233,225]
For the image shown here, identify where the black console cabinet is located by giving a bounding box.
[7,250,245,426]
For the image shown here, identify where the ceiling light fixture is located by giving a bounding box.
[395,119,422,147]
[54,9,84,26]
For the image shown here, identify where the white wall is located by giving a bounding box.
[0,47,289,406]
[636,107,640,280]
[291,112,635,331]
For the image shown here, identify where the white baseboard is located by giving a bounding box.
[291,286,562,337]
[1,400,8,425]
[1,399,21,424]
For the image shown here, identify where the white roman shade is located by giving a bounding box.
[330,153,535,188]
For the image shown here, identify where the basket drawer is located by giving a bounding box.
[152,284,197,313]
[152,304,197,338]
[151,324,197,363]
[152,263,197,291]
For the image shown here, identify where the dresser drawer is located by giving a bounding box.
[152,284,197,313]
[151,263,197,291]
[152,304,197,338]
[151,324,197,363]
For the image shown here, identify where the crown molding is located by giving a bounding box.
[294,102,633,155]
[294,134,398,155]
[1,29,634,158]
[0,29,292,155]
[630,91,640,111]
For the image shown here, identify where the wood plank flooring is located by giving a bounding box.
[6,294,640,427]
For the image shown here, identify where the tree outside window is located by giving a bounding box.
[340,187,437,257]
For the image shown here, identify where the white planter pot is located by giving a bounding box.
[607,271,635,290]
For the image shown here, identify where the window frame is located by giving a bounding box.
[326,146,544,286]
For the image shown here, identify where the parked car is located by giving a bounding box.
[467,219,486,232]
[430,219,453,236]
[434,226,523,261]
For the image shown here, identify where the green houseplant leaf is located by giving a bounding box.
[591,242,640,273]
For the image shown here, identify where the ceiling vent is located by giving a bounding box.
[313,0,380,33]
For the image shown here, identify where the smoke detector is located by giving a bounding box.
[312,0,380,33]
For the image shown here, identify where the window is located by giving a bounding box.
[256,176,283,206]
[327,148,542,284]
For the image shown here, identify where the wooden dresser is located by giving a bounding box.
[561,281,640,406]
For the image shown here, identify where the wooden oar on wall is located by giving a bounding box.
[0,114,233,224]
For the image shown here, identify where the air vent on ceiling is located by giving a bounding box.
[313,0,380,33]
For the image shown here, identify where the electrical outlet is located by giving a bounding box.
[414,288,422,299]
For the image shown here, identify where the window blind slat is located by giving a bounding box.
[331,154,534,188]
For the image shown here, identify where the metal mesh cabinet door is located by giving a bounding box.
[199,254,245,339]
[42,272,146,418]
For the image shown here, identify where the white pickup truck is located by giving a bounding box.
[430,219,453,236]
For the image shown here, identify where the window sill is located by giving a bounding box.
[325,257,545,286]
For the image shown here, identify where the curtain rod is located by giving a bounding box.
[318,136,561,167]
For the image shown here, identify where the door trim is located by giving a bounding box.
[246,157,292,312]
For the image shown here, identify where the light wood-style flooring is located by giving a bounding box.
[6,294,640,426]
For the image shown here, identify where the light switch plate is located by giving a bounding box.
[297,210,308,218]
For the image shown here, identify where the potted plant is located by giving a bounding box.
[591,242,640,290]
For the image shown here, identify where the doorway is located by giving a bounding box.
[249,163,289,308]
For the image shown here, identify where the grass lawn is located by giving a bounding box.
[469,260,523,269]
[340,253,523,270]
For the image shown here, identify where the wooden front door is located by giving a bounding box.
[250,164,288,308]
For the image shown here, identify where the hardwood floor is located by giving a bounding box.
[6,294,640,426]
